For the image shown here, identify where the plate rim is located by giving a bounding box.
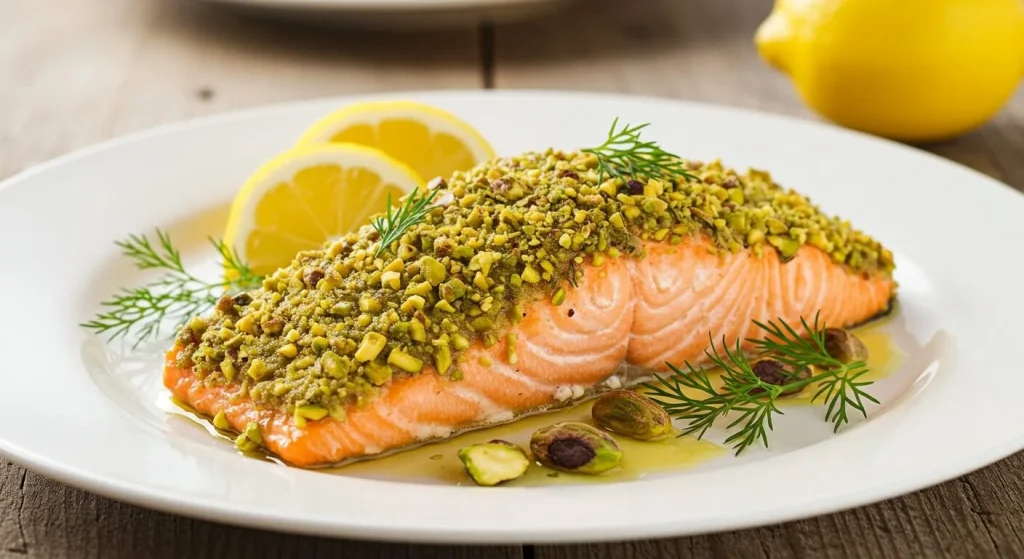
[2,88,1023,544]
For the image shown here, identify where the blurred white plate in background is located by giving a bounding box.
[197,0,573,27]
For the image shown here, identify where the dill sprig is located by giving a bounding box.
[642,313,879,456]
[81,229,264,347]
[750,314,878,434]
[582,118,699,184]
[371,185,442,257]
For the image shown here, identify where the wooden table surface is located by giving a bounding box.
[4,0,1024,556]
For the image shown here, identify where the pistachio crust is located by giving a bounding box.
[175,149,894,419]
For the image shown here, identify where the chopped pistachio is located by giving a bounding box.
[277,343,298,358]
[381,271,402,290]
[212,410,230,430]
[365,361,393,384]
[235,433,260,453]
[766,218,788,234]
[233,315,254,334]
[188,316,208,333]
[469,252,495,276]
[359,294,382,313]
[329,302,353,317]
[295,405,328,425]
[355,332,387,362]
[247,359,268,380]
[507,333,518,365]
[400,295,426,314]
[388,349,424,373]
[471,316,494,331]
[405,281,433,296]
[551,287,566,306]
[321,351,347,379]
[642,198,668,215]
[473,272,489,291]
[409,319,427,342]
[768,235,801,259]
[221,358,236,381]
[434,344,453,375]
[244,421,263,444]
[440,279,467,302]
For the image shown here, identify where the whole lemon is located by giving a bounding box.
[755,0,1024,143]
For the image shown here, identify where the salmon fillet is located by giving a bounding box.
[164,237,893,468]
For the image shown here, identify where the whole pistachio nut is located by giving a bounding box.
[457,440,530,486]
[822,327,869,364]
[591,390,673,440]
[530,422,623,475]
[750,357,811,396]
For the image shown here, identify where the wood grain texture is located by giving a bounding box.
[496,0,1024,557]
[3,0,1024,556]
[0,464,522,559]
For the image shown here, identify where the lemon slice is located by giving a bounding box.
[223,144,423,277]
[295,100,495,183]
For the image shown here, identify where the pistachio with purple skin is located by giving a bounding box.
[303,268,326,288]
[490,178,510,193]
[530,422,623,475]
[822,328,869,364]
[750,357,811,396]
[231,293,253,307]
[591,389,674,441]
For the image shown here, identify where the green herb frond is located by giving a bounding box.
[748,312,878,432]
[582,118,699,185]
[643,314,879,455]
[813,361,878,433]
[81,229,264,347]
[644,334,786,456]
[371,186,442,257]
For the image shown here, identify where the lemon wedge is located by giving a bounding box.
[223,144,423,277]
[755,0,1024,142]
[295,100,495,182]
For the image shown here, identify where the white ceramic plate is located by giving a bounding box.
[197,0,572,27]
[0,90,1019,544]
